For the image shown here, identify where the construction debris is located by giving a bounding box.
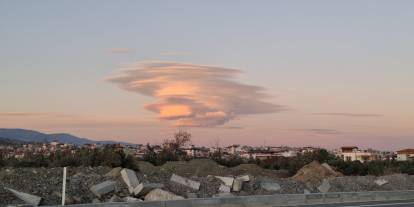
[219,184,231,193]
[120,169,140,194]
[144,189,184,201]
[317,179,331,193]
[292,161,342,185]
[260,181,281,192]
[90,180,116,197]
[133,183,164,196]
[375,179,388,186]
[215,176,234,187]
[5,187,42,206]
[170,174,200,190]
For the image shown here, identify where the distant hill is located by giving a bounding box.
[0,128,135,145]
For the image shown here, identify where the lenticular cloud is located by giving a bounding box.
[109,61,282,127]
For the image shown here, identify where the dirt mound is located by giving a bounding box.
[137,159,287,178]
[292,161,342,185]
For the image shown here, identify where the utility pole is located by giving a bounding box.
[61,167,67,206]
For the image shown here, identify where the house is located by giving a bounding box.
[338,146,378,162]
[396,149,414,161]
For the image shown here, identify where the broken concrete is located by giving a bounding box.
[260,181,281,192]
[219,184,231,193]
[132,182,164,196]
[108,195,122,202]
[236,175,250,182]
[318,179,331,193]
[232,178,244,192]
[105,167,122,177]
[170,174,200,190]
[5,187,42,206]
[215,176,234,187]
[120,168,140,194]
[375,179,389,186]
[144,189,184,201]
[90,180,116,197]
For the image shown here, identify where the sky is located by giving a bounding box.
[1,1,413,150]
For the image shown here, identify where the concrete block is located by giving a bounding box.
[105,167,122,177]
[170,174,200,190]
[232,178,244,192]
[144,188,184,201]
[90,180,116,197]
[236,175,250,182]
[219,184,231,193]
[215,176,234,187]
[133,182,164,196]
[375,178,389,186]
[5,187,42,206]
[121,168,140,193]
[317,179,331,193]
[108,195,122,202]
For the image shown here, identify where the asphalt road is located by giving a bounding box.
[296,200,414,207]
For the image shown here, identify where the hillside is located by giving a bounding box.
[0,128,133,145]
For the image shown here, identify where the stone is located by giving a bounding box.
[375,179,389,186]
[219,184,231,193]
[236,175,250,182]
[215,176,234,187]
[232,178,244,192]
[304,189,311,194]
[123,196,142,202]
[120,168,140,194]
[260,181,281,192]
[132,182,164,196]
[105,167,122,177]
[170,174,200,190]
[92,198,101,203]
[90,180,116,197]
[318,179,331,193]
[108,195,123,202]
[5,188,42,206]
[144,189,184,201]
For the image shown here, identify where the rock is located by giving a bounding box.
[260,181,281,192]
[375,179,389,186]
[219,184,231,193]
[5,187,42,206]
[121,168,140,194]
[215,176,234,187]
[90,180,116,197]
[318,179,331,193]
[232,178,244,192]
[133,182,164,196]
[92,198,101,203]
[170,174,200,190]
[108,195,123,202]
[304,189,311,194]
[105,167,122,177]
[144,189,184,201]
[123,196,142,202]
[236,175,250,182]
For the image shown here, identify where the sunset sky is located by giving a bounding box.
[1,1,413,150]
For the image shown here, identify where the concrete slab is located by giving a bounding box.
[144,188,184,201]
[215,176,234,187]
[170,174,200,190]
[120,168,140,194]
[318,179,331,193]
[219,184,231,193]
[5,187,42,206]
[90,180,116,197]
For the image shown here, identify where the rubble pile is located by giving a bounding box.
[1,160,414,206]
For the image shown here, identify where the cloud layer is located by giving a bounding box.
[109,61,283,127]
[312,113,383,117]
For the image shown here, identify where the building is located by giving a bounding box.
[396,149,414,161]
[338,146,379,162]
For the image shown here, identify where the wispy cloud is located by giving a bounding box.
[312,113,383,117]
[108,61,284,127]
[292,128,342,135]
[107,48,135,54]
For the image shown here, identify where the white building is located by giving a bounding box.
[397,149,414,161]
[338,146,378,162]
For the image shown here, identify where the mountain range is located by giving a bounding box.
[0,128,134,145]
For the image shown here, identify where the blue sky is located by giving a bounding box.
[1,1,413,149]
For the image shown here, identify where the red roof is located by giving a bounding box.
[397,149,414,154]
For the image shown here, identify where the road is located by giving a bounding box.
[296,200,414,207]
